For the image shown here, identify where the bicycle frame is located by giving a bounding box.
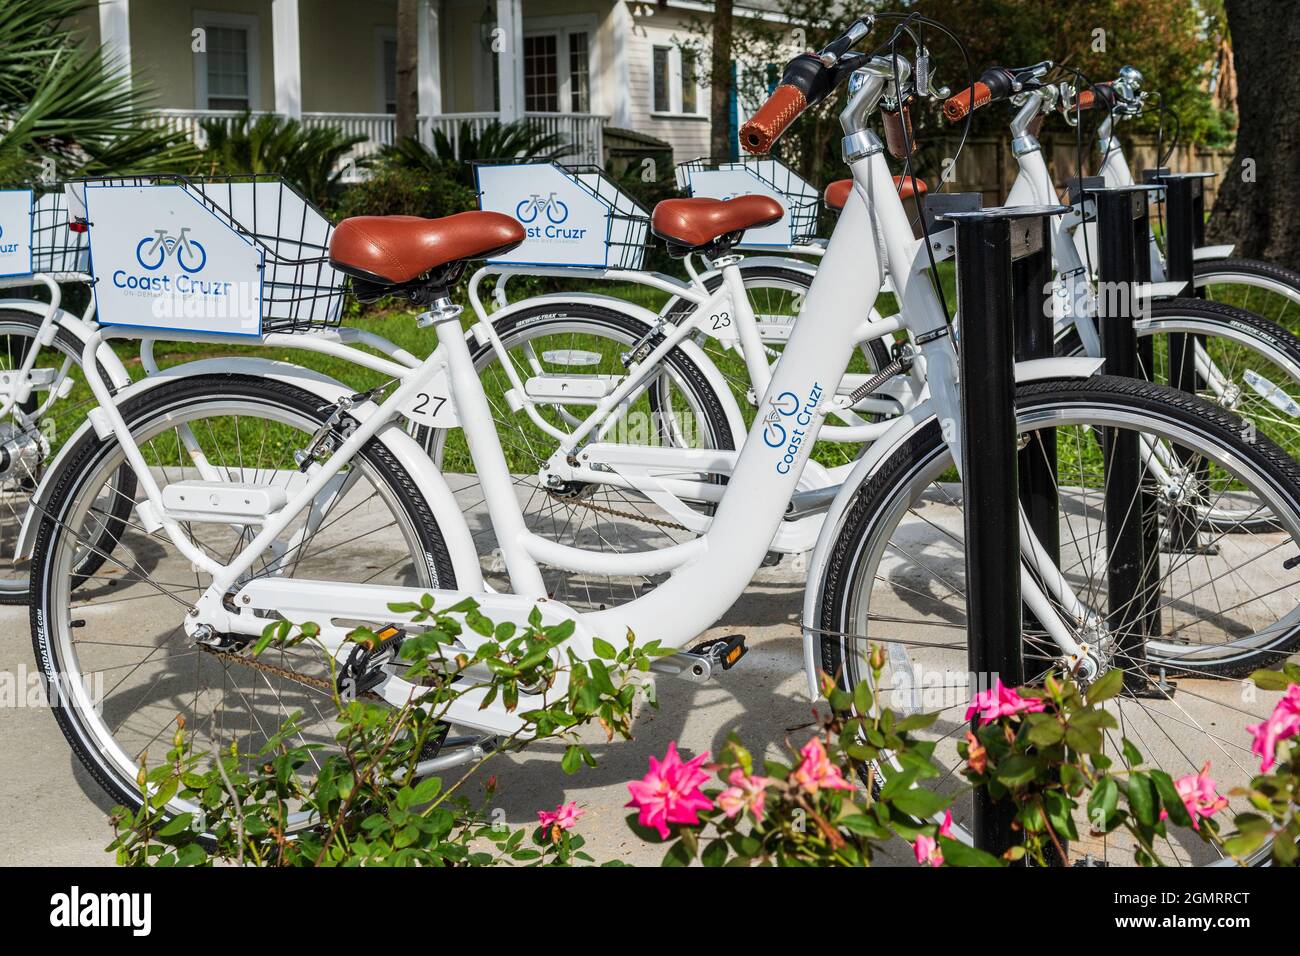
[54,55,1100,741]
[0,273,99,423]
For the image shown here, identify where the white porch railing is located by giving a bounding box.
[151,109,606,166]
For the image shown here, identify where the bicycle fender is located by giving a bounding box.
[0,301,131,389]
[797,355,1105,699]
[478,292,748,446]
[14,358,483,591]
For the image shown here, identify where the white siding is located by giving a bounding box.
[624,9,711,163]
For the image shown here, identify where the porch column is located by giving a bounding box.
[609,1,633,127]
[418,0,442,125]
[271,0,302,117]
[99,0,132,88]
[496,0,524,123]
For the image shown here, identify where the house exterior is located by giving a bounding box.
[76,0,786,169]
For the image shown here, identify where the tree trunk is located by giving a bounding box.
[709,0,735,159]
[395,0,420,142]
[1207,0,1300,269]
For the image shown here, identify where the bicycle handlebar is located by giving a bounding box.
[739,17,872,154]
[942,69,1013,121]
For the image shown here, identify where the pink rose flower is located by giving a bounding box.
[537,801,584,836]
[1168,762,1229,831]
[791,737,854,794]
[965,678,1047,726]
[913,809,954,867]
[1246,685,1300,773]
[626,741,714,839]
[718,769,771,822]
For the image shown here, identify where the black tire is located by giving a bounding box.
[1061,298,1300,533]
[29,374,457,823]
[1193,257,1300,327]
[818,374,1300,682]
[0,307,135,605]
[816,379,1298,866]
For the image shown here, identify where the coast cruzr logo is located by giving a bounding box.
[112,223,230,296]
[135,227,207,273]
[763,382,825,474]
[516,191,570,225]
[513,190,587,242]
[88,184,263,335]
[0,223,15,255]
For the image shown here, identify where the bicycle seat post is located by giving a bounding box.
[940,201,1068,863]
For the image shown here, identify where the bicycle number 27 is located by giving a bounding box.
[400,367,459,429]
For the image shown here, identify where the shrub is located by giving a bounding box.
[332,165,476,221]
[196,113,367,208]
[380,119,576,188]
[108,598,669,867]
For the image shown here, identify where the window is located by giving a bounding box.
[194,11,260,111]
[568,31,590,112]
[381,37,398,113]
[524,34,559,112]
[205,25,251,110]
[652,46,671,113]
[681,49,698,114]
[521,29,592,113]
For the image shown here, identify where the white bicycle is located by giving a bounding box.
[27,15,1300,864]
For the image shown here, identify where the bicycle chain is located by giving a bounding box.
[559,493,690,533]
[199,645,383,701]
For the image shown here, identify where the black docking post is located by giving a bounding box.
[940,203,1068,861]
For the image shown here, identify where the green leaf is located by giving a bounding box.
[1027,717,1065,746]
[661,839,694,867]
[410,776,443,805]
[1086,667,1124,703]
[592,637,617,660]
[1248,669,1293,692]
[1150,770,1192,828]
[1086,777,1119,831]
[701,839,729,867]
[561,744,584,775]
[1126,771,1158,827]
[994,754,1039,787]
[890,787,950,820]
[938,837,1003,867]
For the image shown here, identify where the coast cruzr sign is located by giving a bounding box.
[0,189,34,278]
[476,163,624,268]
[85,184,264,336]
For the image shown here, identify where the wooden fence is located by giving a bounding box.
[930,135,1233,209]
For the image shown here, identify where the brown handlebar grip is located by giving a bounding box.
[1072,83,1111,111]
[882,104,917,159]
[942,81,992,122]
[739,84,807,154]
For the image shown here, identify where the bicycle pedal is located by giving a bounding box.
[338,624,406,700]
[691,634,748,671]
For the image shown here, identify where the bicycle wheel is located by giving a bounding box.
[423,303,734,611]
[29,374,456,828]
[0,307,135,604]
[817,375,1300,865]
[1193,257,1300,332]
[661,264,893,470]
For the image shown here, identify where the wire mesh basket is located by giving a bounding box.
[474,161,651,270]
[676,156,822,245]
[31,186,90,276]
[69,174,345,335]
